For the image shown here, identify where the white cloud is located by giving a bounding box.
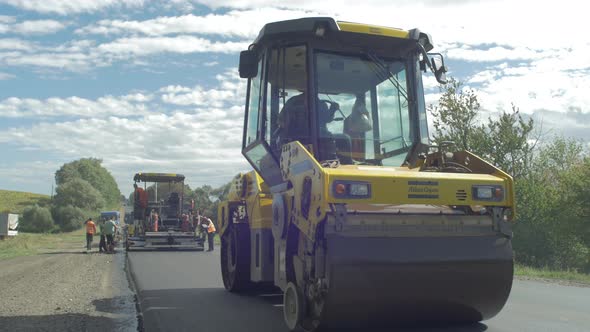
[0,0,145,15]
[0,16,16,24]
[161,86,237,107]
[159,69,246,108]
[447,45,549,63]
[76,9,315,38]
[188,0,585,51]
[0,69,250,190]
[0,110,248,189]
[0,72,15,80]
[15,19,67,35]
[97,35,248,56]
[0,34,246,71]
[4,52,99,70]
[0,19,68,35]
[0,93,154,118]
[0,38,35,51]
[0,160,61,192]
[472,66,590,116]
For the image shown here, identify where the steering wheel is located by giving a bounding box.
[320,99,344,121]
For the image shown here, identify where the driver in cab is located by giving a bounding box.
[278,91,371,164]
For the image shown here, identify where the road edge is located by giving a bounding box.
[125,251,145,331]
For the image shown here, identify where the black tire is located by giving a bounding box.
[221,223,252,292]
[284,282,305,331]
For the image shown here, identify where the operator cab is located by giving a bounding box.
[239,17,447,187]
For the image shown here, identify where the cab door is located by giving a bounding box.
[242,50,283,187]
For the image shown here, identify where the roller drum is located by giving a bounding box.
[316,235,513,329]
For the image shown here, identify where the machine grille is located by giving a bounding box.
[456,189,467,201]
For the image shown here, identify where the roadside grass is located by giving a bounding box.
[0,189,50,214]
[515,264,590,284]
[0,228,85,260]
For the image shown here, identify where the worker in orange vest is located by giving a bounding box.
[204,217,216,252]
[181,213,190,232]
[85,218,97,253]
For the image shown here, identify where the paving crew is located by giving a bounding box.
[85,218,96,253]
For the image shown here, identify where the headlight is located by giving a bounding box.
[476,187,493,199]
[332,181,371,199]
[472,185,503,201]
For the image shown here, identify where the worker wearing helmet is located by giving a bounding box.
[199,215,216,252]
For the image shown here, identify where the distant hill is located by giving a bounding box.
[0,190,51,215]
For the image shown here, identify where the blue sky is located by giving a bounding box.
[0,0,588,196]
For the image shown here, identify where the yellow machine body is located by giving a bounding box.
[219,17,515,331]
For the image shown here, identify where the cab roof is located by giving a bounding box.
[252,17,433,52]
[133,172,185,183]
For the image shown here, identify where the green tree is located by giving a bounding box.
[429,78,537,179]
[51,205,86,232]
[192,185,215,217]
[19,205,54,233]
[428,78,487,155]
[485,105,536,179]
[55,158,120,209]
[53,178,105,211]
[209,180,234,223]
[429,78,588,271]
[514,137,589,271]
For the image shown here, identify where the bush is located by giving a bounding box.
[19,205,55,233]
[52,205,86,232]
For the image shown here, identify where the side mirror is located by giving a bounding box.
[239,50,258,79]
[430,55,447,84]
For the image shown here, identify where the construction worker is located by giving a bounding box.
[104,217,117,253]
[134,183,148,219]
[98,219,108,253]
[181,213,190,232]
[150,209,159,232]
[201,216,216,252]
[85,218,96,253]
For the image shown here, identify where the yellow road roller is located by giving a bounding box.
[218,17,514,331]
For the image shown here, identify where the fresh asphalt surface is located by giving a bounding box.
[127,250,590,332]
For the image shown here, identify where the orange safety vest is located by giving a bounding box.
[207,221,216,233]
[86,221,96,234]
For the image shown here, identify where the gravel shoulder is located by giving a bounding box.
[0,241,137,332]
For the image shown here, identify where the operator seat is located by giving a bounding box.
[278,93,353,165]
[317,99,353,165]
[277,93,311,148]
[168,192,180,217]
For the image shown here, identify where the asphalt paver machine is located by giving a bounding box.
[127,172,204,251]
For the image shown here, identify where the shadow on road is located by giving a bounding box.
[39,251,112,255]
[92,295,135,315]
[137,287,488,332]
[139,288,286,332]
[0,313,116,332]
